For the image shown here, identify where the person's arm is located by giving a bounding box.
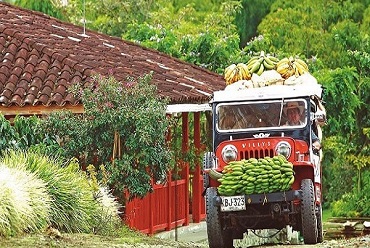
[311,130,321,153]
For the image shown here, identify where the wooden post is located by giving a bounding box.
[192,112,202,223]
[182,112,190,226]
[149,189,154,234]
[165,114,173,231]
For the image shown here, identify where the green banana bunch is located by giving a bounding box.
[217,155,295,196]
[246,51,279,76]
[217,161,245,196]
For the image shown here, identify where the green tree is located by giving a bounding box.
[65,0,158,37]
[42,73,173,203]
[235,0,273,48]
[11,0,67,21]
[123,1,243,72]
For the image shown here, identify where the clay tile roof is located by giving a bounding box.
[0,2,225,114]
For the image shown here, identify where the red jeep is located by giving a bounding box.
[203,82,326,248]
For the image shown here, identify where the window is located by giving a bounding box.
[217,99,307,132]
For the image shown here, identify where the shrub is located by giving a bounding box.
[1,150,121,234]
[331,193,361,217]
[0,164,51,237]
[42,73,173,202]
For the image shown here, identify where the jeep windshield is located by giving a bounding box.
[217,99,307,132]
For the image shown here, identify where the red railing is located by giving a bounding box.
[124,169,205,234]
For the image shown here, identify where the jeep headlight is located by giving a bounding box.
[221,145,238,163]
[275,141,291,159]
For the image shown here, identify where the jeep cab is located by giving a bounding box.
[203,81,326,248]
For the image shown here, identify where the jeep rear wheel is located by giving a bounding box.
[300,179,318,244]
[206,187,233,248]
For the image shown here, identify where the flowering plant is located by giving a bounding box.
[43,73,173,202]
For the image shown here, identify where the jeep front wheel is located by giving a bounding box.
[300,179,318,244]
[206,187,233,248]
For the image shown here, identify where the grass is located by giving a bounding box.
[0,225,197,248]
[0,150,122,235]
[0,164,51,237]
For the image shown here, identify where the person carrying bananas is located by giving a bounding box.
[284,102,321,153]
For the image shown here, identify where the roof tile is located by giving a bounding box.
[36,94,49,105]
[0,2,225,110]
[24,94,36,105]
[30,77,43,89]
[11,94,24,106]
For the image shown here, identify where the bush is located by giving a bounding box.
[42,73,173,202]
[331,193,360,217]
[1,150,121,234]
[0,164,51,237]
[331,168,370,217]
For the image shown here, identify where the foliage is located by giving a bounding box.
[1,150,122,234]
[43,73,173,202]
[0,164,51,237]
[123,1,243,73]
[0,114,18,152]
[331,193,361,217]
[235,0,273,48]
[10,0,67,21]
[168,113,206,176]
[254,0,369,70]
[315,67,361,137]
[85,165,122,235]
[332,169,370,217]
[320,136,357,205]
[2,151,96,233]
[0,114,61,157]
[65,0,158,37]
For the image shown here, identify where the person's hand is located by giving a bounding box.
[313,141,321,150]
[313,141,321,155]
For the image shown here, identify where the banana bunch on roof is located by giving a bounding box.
[223,52,311,87]
[224,63,251,85]
[276,56,309,79]
[246,51,279,76]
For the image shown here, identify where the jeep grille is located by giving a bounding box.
[240,149,274,160]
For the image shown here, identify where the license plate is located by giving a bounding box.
[220,195,246,212]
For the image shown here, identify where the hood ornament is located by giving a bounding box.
[253,133,270,138]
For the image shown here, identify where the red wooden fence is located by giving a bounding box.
[124,169,205,234]
[124,112,206,234]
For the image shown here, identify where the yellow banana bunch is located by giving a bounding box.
[294,58,309,76]
[236,63,251,81]
[224,63,251,85]
[224,64,238,85]
[246,51,279,76]
[276,57,309,79]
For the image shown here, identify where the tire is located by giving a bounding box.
[300,179,318,244]
[203,172,210,190]
[316,204,324,243]
[206,187,233,248]
[203,152,213,190]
